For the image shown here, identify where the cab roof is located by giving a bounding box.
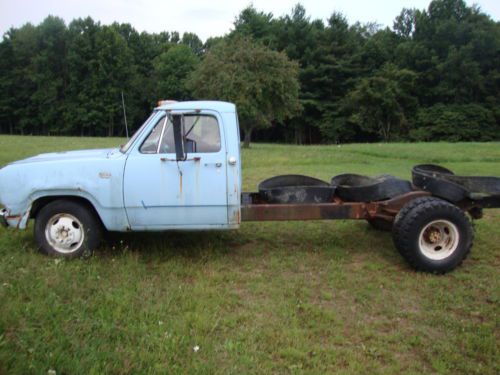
[156,100,236,113]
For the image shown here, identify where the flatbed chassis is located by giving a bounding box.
[241,190,482,222]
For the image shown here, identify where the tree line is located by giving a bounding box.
[0,0,498,143]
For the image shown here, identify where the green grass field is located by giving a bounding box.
[0,136,498,374]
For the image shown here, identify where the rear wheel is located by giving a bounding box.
[34,200,102,258]
[392,197,473,273]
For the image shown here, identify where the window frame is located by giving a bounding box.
[136,112,223,155]
[138,115,168,154]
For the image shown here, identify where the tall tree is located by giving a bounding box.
[316,12,364,143]
[0,30,16,134]
[349,64,417,141]
[94,25,135,136]
[181,32,204,56]
[65,17,102,136]
[9,23,39,134]
[232,6,276,47]
[188,36,301,148]
[31,16,67,135]
[274,5,325,144]
[154,44,199,100]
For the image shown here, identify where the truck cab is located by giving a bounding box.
[121,100,242,230]
[0,101,241,257]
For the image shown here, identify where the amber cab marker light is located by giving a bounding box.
[157,99,178,106]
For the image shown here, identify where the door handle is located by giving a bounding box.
[204,162,222,168]
[160,156,201,162]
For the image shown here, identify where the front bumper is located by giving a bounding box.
[0,208,8,227]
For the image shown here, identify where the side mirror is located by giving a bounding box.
[171,114,186,161]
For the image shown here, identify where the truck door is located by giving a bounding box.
[123,111,228,229]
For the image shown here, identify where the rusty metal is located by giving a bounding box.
[233,208,241,224]
[241,190,431,222]
[242,202,361,221]
[366,191,431,219]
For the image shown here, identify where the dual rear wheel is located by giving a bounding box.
[391,197,473,273]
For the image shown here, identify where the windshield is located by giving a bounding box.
[120,111,161,153]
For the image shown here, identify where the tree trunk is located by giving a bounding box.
[381,120,390,142]
[108,113,114,137]
[243,128,253,148]
[294,126,301,145]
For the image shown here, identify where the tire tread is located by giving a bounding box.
[34,199,102,258]
[392,197,473,273]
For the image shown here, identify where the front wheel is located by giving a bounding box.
[392,197,473,273]
[34,200,102,258]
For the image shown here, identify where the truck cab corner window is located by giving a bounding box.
[140,116,166,154]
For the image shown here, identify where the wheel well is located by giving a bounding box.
[30,196,104,227]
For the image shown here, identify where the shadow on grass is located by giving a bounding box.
[96,220,401,268]
[100,229,241,260]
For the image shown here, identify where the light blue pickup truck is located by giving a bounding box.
[1,101,499,273]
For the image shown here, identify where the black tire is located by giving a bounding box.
[258,175,334,204]
[412,164,500,207]
[412,164,467,202]
[367,218,393,231]
[392,197,473,273]
[331,174,413,202]
[34,199,102,258]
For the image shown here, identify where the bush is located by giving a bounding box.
[411,104,498,141]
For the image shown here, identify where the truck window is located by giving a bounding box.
[120,111,157,153]
[140,116,166,153]
[158,115,221,154]
[184,115,221,153]
[158,119,175,153]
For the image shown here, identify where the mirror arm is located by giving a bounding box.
[172,114,187,161]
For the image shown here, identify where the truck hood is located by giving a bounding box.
[0,146,127,229]
[9,148,122,165]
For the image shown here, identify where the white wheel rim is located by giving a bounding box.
[45,213,85,254]
[418,219,459,260]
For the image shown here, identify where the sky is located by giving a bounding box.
[1,0,499,41]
